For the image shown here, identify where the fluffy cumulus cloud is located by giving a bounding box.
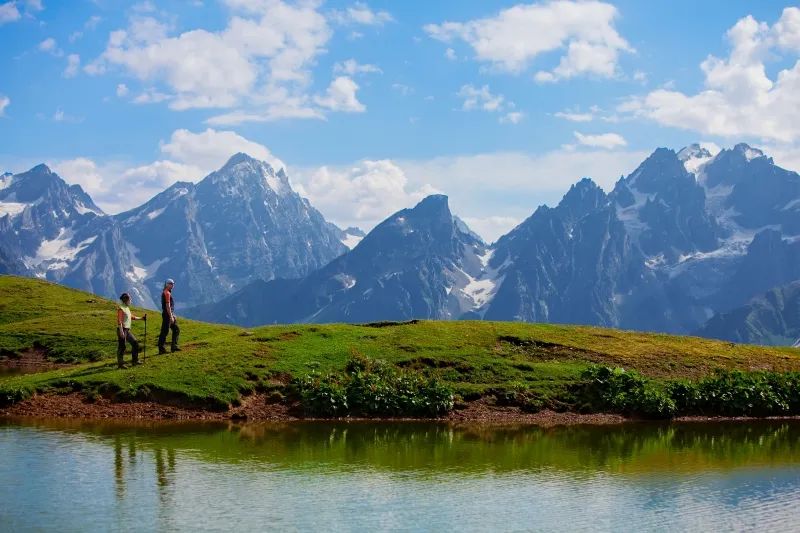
[292,146,648,241]
[0,94,9,116]
[622,7,800,144]
[314,76,366,112]
[52,128,283,214]
[85,1,368,123]
[159,128,285,173]
[292,160,439,231]
[573,131,627,149]
[424,0,632,81]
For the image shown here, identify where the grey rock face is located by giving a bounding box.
[696,281,800,346]
[187,195,490,325]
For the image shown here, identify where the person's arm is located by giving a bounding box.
[117,309,125,337]
[169,294,176,323]
[132,313,147,321]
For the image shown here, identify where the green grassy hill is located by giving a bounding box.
[2,275,800,417]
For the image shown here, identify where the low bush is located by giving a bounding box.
[577,366,800,419]
[574,366,675,418]
[671,370,800,417]
[294,355,454,417]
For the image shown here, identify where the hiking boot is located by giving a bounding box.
[171,346,182,353]
[158,347,168,355]
[132,360,142,366]
[117,363,128,369]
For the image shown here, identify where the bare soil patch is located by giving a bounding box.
[0,348,74,374]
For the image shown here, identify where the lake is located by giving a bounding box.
[1,418,800,531]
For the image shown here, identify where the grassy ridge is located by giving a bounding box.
[1,275,800,414]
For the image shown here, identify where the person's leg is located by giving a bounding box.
[127,330,140,364]
[117,331,126,368]
[158,314,169,353]
[170,321,180,351]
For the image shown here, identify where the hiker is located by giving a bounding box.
[117,292,146,368]
[158,278,181,354]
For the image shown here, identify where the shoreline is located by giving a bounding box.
[4,392,800,426]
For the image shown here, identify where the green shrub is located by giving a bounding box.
[0,385,33,407]
[684,370,799,417]
[575,366,675,418]
[294,356,454,417]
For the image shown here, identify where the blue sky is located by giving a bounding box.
[1,0,799,240]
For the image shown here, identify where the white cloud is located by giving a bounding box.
[0,2,20,24]
[573,131,626,149]
[460,216,522,243]
[38,37,63,57]
[292,147,648,240]
[314,76,366,112]
[331,2,392,26]
[25,0,42,11]
[554,110,593,122]
[160,128,285,173]
[500,111,524,124]
[445,47,457,61]
[116,83,129,97]
[391,83,413,96]
[132,88,171,104]
[424,0,632,81]
[51,128,284,214]
[88,1,338,122]
[292,160,438,230]
[622,7,800,143]
[333,59,382,75]
[0,95,9,116]
[52,157,106,195]
[457,84,521,123]
[63,54,80,78]
[458,84,505,111]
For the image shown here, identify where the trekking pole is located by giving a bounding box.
[143,315,147,363]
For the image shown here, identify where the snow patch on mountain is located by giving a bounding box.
[342,232,364,250]
[457,248,507,315]
[678,143,717,176]
[32,230,96,271]
[0,173,14,191]
[0,202,27,219]
[146,207,165,220]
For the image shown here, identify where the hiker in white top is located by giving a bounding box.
[117,292,146,369]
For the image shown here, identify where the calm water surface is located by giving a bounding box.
[2,418,800,532]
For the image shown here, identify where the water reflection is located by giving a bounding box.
[2,419,800,531]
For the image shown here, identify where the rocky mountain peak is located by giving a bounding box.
[677,143,713,162]
[558,177,607,221]
[626,147,689,194]
[732,143,766,161]
[211,152,291,196]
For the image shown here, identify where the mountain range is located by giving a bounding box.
[0,154,355,309]
[2,143,799,346]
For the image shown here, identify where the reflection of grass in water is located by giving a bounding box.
[7,418,800,475]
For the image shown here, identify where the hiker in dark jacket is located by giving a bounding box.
[158,278,181,354]
[117,292,146,368]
